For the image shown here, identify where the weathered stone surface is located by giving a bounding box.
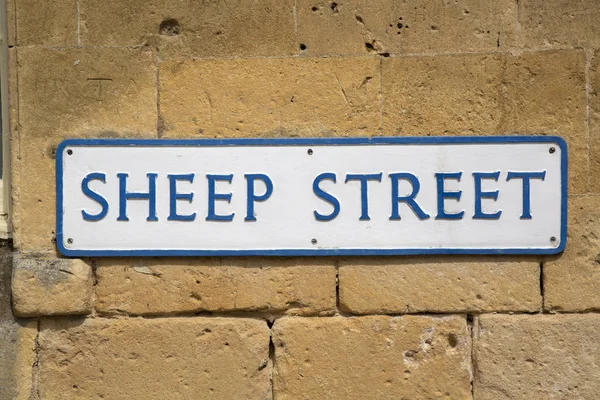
[544,196,600,311]
[273,316,471,399]
[80,0,296,57]
[160,56,380,138]
[474,314,600,399]
[340,257,541,314]
[0,320,37,400]
[0,245,37,400]
[38,317,271,400]
[589,50,600,193]
[17,47,157,138]
[15,0,77,46]
[382,53,504,135]
[297,0,516,56]
[12,253,93,317]
[96,258,336,316]
[382,50,587,193]
[518,0,600,48]
[14,48,157,251]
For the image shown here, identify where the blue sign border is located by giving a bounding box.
[56,136,568,257]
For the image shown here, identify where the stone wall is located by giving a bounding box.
[4,0,600,398]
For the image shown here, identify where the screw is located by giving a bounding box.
[311,238,317,245]
[549,147,555,154]
[307,148,313,155]
[67,238,73,244]
[67,149,73,155]
[550,236,557,243]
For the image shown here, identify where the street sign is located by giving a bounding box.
[56,137,567,257]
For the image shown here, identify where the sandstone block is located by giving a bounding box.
[474,314,600,399]
[12,253,93,317]
[17,47,157,139]
[518,0,600,48]
[16,0,77,46]
[382,50,587,193]
[589,50,600,192]
[38,317,271,400]
[160,56,380,138]
[80,0,296,57]
[339,257,541,314]
[544,195,600,311]
[297,0,516,56]
[273,315,471,399]
[96,258,336,316]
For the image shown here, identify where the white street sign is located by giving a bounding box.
[56,137,567,256]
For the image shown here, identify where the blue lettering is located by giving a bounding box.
[168,174,196,221]
[245,174,274,222]
[345,173,383,221]
[389,173,430,220]
[313,172,340,221]
[206,174,234,221]
[117,173,158,221]
[473,171,501,220]
[507,171,546,219]
[81,172,109,221]
[435,172,465,220]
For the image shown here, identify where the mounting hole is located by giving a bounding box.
[67,238,74,244]
[311,238,317,245]
[549,147,555,154]
[307,148,313,155]
[67,149,73,155]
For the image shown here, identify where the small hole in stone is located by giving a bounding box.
[299,43,307,51]
[330,2,338,12]
[312,6,318,11]
[307,148,313,155]
[67,149,73,155]
[397,23,403,29]
[159,18,181,36]
[448,334,458,348]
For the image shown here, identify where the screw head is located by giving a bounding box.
[307,149,313,155]
[311,238,317,245]
[67,238,73,244]
[549,147,555,154]
[550,236,557,243]
[67,149,73,155]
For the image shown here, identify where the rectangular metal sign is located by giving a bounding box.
[56,137,567,257]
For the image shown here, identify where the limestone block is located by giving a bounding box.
[273,315,471,399]
[16,0,77,46]
[382,50,587,193]
[544,196,600,311]
[80,0,296,57]
[12,253,93,317]
[340,257,541,314]
[160,56,380,138]
[518,0,600,48]
[96,258,336,316]
[297,0,516,56]
[38,317,271,400]
[474,314,600,399]
[17,47,157,139]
